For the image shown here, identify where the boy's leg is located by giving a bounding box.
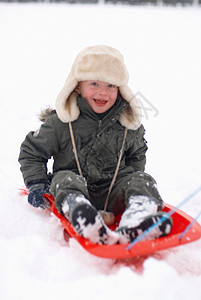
[50,170,90,213]
[108,171,172,243]
[85,171,162,213]
[117,171,164,228]
[107,171,164,215]
[50,170,119,245]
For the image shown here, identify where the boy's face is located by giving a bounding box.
[75,80,118,113]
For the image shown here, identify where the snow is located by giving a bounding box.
[0,2,201,299]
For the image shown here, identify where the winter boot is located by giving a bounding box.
[116,195,172,244]
[118,195,160,229]
[61,193,119,245]
[116,211,173,244]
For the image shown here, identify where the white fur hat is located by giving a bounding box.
[56,45,141,130]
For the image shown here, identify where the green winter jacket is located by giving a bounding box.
[19,95,147,187]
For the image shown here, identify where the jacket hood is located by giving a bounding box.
[55,45,142,130]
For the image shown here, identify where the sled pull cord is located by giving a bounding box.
[178,210,201,240]
[127,185,201,250]
[69,121,83,177]
[104,127,128,211]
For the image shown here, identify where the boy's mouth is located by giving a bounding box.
[93,98,108,106]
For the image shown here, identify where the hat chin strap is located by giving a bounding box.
[69,121,83,177]
[69,121,128,224]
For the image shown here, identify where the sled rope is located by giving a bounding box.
[163,185,201,218]
[178,210,201,240]
[104,127,128,211]
[126,185,201,250]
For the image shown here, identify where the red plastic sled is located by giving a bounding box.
[20,189,201,259]
[41,193,201,259]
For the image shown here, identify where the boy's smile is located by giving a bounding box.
[75,80,118,113]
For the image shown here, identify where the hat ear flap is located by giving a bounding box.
[56,82,80,123]
[119,85,142,130]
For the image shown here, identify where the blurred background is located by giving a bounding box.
[0,0,201,6]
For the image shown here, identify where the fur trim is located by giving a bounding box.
[38,107,54,122]
[119,85,142,130]
[75,47,128,86]
[56,92,79,123]
[56,45,142,129]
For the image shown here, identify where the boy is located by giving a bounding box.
[19,45,172,245]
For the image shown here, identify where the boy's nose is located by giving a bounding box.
[99,87,107,96]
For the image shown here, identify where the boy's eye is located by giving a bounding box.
[91,82,98,86]
[108,84,116,88]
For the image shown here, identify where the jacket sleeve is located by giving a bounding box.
[125,125,148,172]
[18,115,59,186]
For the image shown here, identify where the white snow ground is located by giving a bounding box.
[0,3,201,299]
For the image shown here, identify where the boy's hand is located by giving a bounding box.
[28,180,51,209]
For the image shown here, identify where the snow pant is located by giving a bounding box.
[50,170,164,215]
